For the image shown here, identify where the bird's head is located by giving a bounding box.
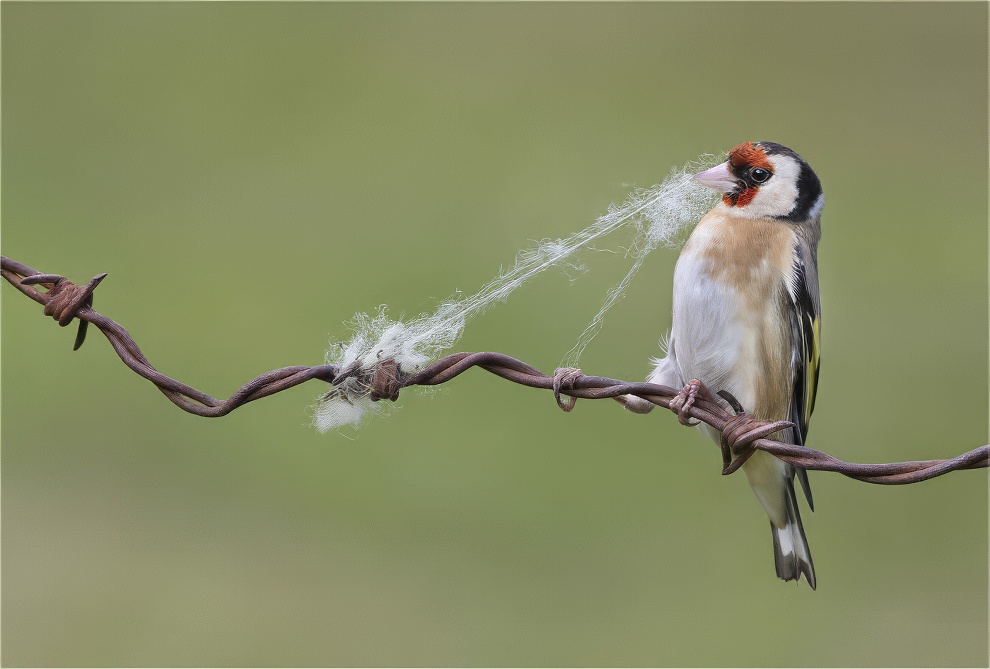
[693,142,824,221]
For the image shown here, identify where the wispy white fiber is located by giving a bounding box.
[559,155,722,366]
[314,153,722,431]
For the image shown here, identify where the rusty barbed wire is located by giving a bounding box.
[3,254,987,484]
[2,256,339,416]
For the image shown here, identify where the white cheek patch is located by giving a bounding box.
[737,155,802,220]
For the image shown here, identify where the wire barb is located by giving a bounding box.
[3,254,987,485]
[17,268,107,349]
[552,367,583,412]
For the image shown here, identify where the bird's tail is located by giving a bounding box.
[770,477,816,590]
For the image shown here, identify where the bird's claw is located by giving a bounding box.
[668,379,711,426]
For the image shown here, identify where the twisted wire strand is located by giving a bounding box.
[3,255,986,483]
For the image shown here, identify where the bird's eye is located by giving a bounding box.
[750,167,771,183]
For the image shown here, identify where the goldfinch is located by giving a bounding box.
[623,141,823,589]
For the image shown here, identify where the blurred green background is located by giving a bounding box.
[3,3,987,667]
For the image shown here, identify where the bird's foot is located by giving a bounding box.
[668,379,715,426]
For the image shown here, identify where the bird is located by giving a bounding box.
[620,141,823,589]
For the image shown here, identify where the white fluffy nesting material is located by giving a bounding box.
[314,153,722,432]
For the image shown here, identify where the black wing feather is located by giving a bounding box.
[788,243,821,511]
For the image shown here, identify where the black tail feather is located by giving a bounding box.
[770,478,816,590]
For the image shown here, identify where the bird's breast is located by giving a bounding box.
[671,209,796,420]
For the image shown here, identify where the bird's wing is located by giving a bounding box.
[787,237,821,510]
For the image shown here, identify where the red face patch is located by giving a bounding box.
[728,142,772,172]
[722,188,757,207]
[723,142,772,207]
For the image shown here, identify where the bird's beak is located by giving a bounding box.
[692,162,738,193]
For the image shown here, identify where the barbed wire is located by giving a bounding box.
[3,254,986,484]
